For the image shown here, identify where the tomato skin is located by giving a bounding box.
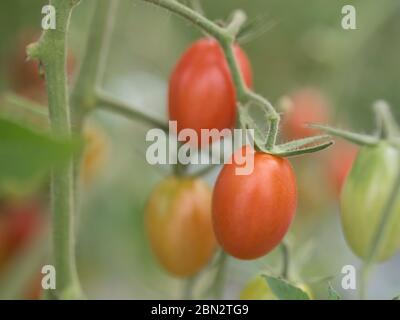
[0,200,44,256]
[169,38,252,147]
[340,142,400,261]
[145,177,216,277]
[0,199,45,277]
[212,146,297,260]
[282,89,330,140]
[240,274,313,300]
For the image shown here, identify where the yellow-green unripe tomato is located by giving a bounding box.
[340,142,400,261]
[240,274,313,300]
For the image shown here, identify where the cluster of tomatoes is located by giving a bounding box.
[144,38,362,299]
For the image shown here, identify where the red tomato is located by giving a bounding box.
[212,146,297,259]
[169,38,252,147]
[0,199,44,262]
[24,272,43,300]
[145,177,216,277]
[327,141,358,197]
[281,89,330,140]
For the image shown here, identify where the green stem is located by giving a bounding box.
[213,251,228,299]
[359,263,373,300]
[280,242,290,279]
[140,0,280,149]
[182,277,195,300]
[70,0,118,133]
[373,100,400,140]
[69,0,118,252]
[27,0,82,299]
[96,89,168,131]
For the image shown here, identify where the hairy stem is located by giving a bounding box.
[27,0,82,299]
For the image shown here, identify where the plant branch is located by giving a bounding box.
[373,100,400,140]
[280,242,290,279]
[96,89,169,131]
[27,0,82,299]
[70,0,118,133]
[140,0,280,149]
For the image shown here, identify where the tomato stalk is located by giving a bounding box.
[27,0,82,299]
[373,100,400,140]
[26,0,118,299]
[70,1,118,133]
[96,89,168,131]
[212,252,228,299]
[280,242,290,279]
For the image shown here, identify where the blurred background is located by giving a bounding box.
[0,0,399,299]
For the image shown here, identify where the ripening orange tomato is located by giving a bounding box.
[169,38,252,147]
[212,146,297,260]
[281,89,330,140]
[145,177,216,277]
[80,125,109,186]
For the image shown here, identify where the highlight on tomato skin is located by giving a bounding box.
[145,176,216,277]
[168,38,252,148]
[281,88,331,140]
[212,145,297,260]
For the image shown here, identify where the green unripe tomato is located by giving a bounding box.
[239,274,313,300]
[340,142,400,261]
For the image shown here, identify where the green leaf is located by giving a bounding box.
[0,116,81,193]
[392,294,400,300]
[328,283,341,300]
[262,275,310,300]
